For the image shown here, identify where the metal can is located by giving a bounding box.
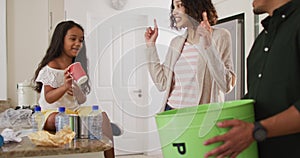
[79,116,89,139]
[69,114,79,139]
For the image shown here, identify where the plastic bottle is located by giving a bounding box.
[55,107,69,133]
[88,105,103,140]
[31,105,44,132]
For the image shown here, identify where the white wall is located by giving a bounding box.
[64,0,172,34]
[7,0,49,106]
[0,0,7,100]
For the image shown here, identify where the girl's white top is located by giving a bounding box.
[36,65,79,111]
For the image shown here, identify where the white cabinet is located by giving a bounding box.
[48,0,65,39]
[0,0,7,100]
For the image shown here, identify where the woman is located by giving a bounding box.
[144,0,236,111]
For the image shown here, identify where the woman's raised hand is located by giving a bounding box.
[144,19,158,47]
[197,12,213,49]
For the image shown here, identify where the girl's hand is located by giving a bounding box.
[197,12,213,49]
[144,19,159,47]
[64,70,73,96]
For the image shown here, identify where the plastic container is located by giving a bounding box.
[155,99,258,158]
[17,80,38,108]
[55,107,69,133]
[31,105,44,132]
[88,105,102,140]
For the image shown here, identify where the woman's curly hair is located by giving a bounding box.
[170,0,218,29]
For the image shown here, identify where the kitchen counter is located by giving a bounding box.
[0,104,112,157]
[0,100,13,113]
[0,136,112,158]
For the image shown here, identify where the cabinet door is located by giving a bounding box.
[0,0,7,100]
[48,0,65,39]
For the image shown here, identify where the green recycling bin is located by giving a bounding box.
[155,99,258,158]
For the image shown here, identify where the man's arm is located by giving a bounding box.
[204,105,300,158]
[261,105,300,138]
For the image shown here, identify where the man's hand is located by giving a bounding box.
[204,119,255,158]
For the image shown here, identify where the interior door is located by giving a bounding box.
[85,13,149,155]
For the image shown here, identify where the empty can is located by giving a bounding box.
[79,116,89,139]
[69,114,79,138]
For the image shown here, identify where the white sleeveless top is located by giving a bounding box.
[36,65,79,111]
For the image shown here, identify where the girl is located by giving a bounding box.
[144,0,236,111]
[33,20,115,158]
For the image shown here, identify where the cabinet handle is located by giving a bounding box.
[64,11,67,20]
[49,12,53,30]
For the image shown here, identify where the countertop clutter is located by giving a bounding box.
[0,136,112,157]
[0,104,112,158]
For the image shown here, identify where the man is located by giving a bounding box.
[204,0,300,157]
